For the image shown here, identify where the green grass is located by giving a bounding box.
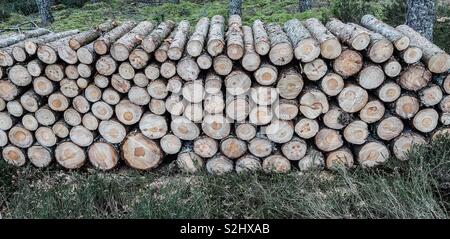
[1,136,449,219]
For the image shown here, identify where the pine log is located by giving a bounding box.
[52,120,69,138]
[139,113,167,140]
[82,113,99,131]
[398,63,432,91]
[249,105,272,125]
[142,20,176,53]
[314,128,343,152]
[206,154,234,175]
[129,86,150,105]
[0,112,14,131]
[347,23,394,63]
[27,59,44,77]
[235,123,257,141]
[166,76,183,94]
[160,134,182,155]
[298,147,325,171]
[284,19,320,62]
[35,106,57,126]
[94,21,137,55]
[92,101,114,120]
[395,94,420,119]
[220,136,247,159]
[149,99,166,115]
[167,20,190,61]
[197,53,213,70]
[262,154,291,173]
[85,84,102,103]
[121,132,163,170]
[111,21,155,61]
[184,103,204,123]
[201,114,230,140]
[303,58,328,81]
[392,131,427,160]
[356,140,390,168]
[333,49,363,78]
[182,80,204,103]
[276,67,303,99]
[376,80,401,103]
[35,126,57,147]
[361,14,410,51]
[45,64,65,82]
[325,147,354,170]
[383,57,402,78]
[88,141,119,170]
[177,150,204,174]
[0,80,20,101]
[72,95,89,113]
[115,100,142,125]
[235,154,262,173]
[323,105,352,130]
[171,116,200,140]
[2,145,26,167]
[359,99,385,123]
[165,93,186,116]
[413,108,439,133]
[0,28,50,48]
[299,87,329,119]
[303,18,342,59]
[401,46,423,65]
[20,90,41,113]
[24,30,80,56]
[266,120,294,144]
[248,136,274,158]
[207,15,225,56]
[225,95,251,123]
[442,74,450,94]
[144,63,160,80]
[254,62,278,86]
[55,141,86,169]
[22,114,38,131]
[226,15,244,60]
[252,20,270,56]
[250,86,278,106]
[9,64,32,86]
[8,125,34,148]
[7,100,24,117]
[111,74,131,93]
[213,54,233,76]
[357,64,385,89]
[343,120,369,145]
[419,84,443,107]
[59,79,79,98]
[118,60,136,79]
[96,55,117,76]
[204,93,225,114]
[205,72,222,94]
[132,72,149,88]
[273,99,299,120]
[28,145,53,168]
[441,95,450,113]
[187,17,210,57]
[325,18,370,51]
[177,55,200,81]
[337,84,368,113]
[69,21,116,50]
[376,115,404,140]
[281,137,308,161]
[396,24,450,74]
[98,120,127,144]
[242,26,261,71]
[266,23,294,66]
[160,61,176,79]
[193,136,219,158]
[295,117,319,139]
[154,30,175,63]
[225,70,251,95]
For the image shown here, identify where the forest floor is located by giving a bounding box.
[0,0,450,219]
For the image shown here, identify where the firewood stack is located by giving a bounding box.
[1,15,449,174]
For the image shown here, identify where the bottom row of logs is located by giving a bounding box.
[4,127,449,174]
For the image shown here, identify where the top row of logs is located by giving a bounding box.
[1,14,449,74]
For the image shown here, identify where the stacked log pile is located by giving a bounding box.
[1,15,450,174]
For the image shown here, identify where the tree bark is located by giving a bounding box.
[406,0,436,41]
[229,0,243,16]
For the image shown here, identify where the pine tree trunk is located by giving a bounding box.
[406,0,435,41]
[35,0,54,26]
[229,0,243,16]
[298,0,312,12]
